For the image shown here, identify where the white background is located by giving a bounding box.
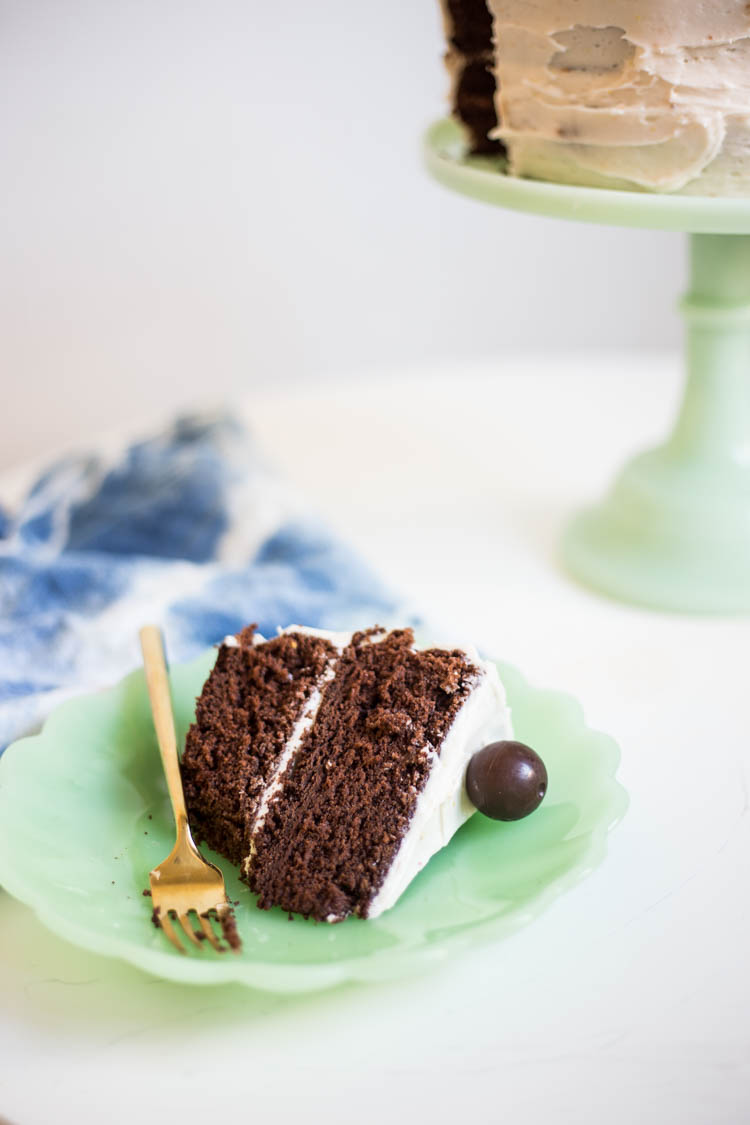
[0,0,682,470]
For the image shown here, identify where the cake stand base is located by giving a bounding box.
[564,233,750,613]
[425,119,750,614]
[563,452,750,614]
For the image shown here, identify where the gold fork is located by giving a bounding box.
[140,625,240,955]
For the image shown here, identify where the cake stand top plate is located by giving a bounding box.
[425,118,750,235]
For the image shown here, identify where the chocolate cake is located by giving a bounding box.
[437,1,750,196]
[181,625,512,922]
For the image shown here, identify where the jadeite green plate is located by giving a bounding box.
[0,651,627,991]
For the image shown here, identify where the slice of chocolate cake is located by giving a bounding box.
[181,625,512,922]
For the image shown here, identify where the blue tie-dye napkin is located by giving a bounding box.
[0,415,400,755]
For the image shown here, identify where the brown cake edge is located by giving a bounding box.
[441,0,503,155]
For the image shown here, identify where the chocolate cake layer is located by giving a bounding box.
[181,626,336,866]
[455,58,501,156]
[248,628,479,921]
[445,0,494,55]
[442,0,502,154]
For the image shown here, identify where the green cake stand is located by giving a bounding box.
[425,117,750,614]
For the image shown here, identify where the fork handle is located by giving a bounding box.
[140,625,189,832]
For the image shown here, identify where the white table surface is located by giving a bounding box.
[1,356,748,1125]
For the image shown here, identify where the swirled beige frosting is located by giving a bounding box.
[485,1,750,195]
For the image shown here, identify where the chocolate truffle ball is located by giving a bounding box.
[466,740,548,821]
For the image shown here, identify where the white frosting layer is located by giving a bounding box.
[486,1,750,195]
[249,672,333,838]
[222,627,511,921]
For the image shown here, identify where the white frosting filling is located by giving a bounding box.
[219,626,511,920]
[248,671,334,840]
[485,0,750,194]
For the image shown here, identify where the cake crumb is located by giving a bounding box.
[220,908,242,951]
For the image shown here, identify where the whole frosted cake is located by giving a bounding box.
[181,625,518,922]
[439,1,750,195]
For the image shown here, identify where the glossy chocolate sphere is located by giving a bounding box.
[466,740,548,821]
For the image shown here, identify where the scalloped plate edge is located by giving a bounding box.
[0,658,628,991]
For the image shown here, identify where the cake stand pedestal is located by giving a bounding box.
[425,118,750,614]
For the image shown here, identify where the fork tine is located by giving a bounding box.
[177,911,203,948]
[159,911,186,955]
[198,913,225,953]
